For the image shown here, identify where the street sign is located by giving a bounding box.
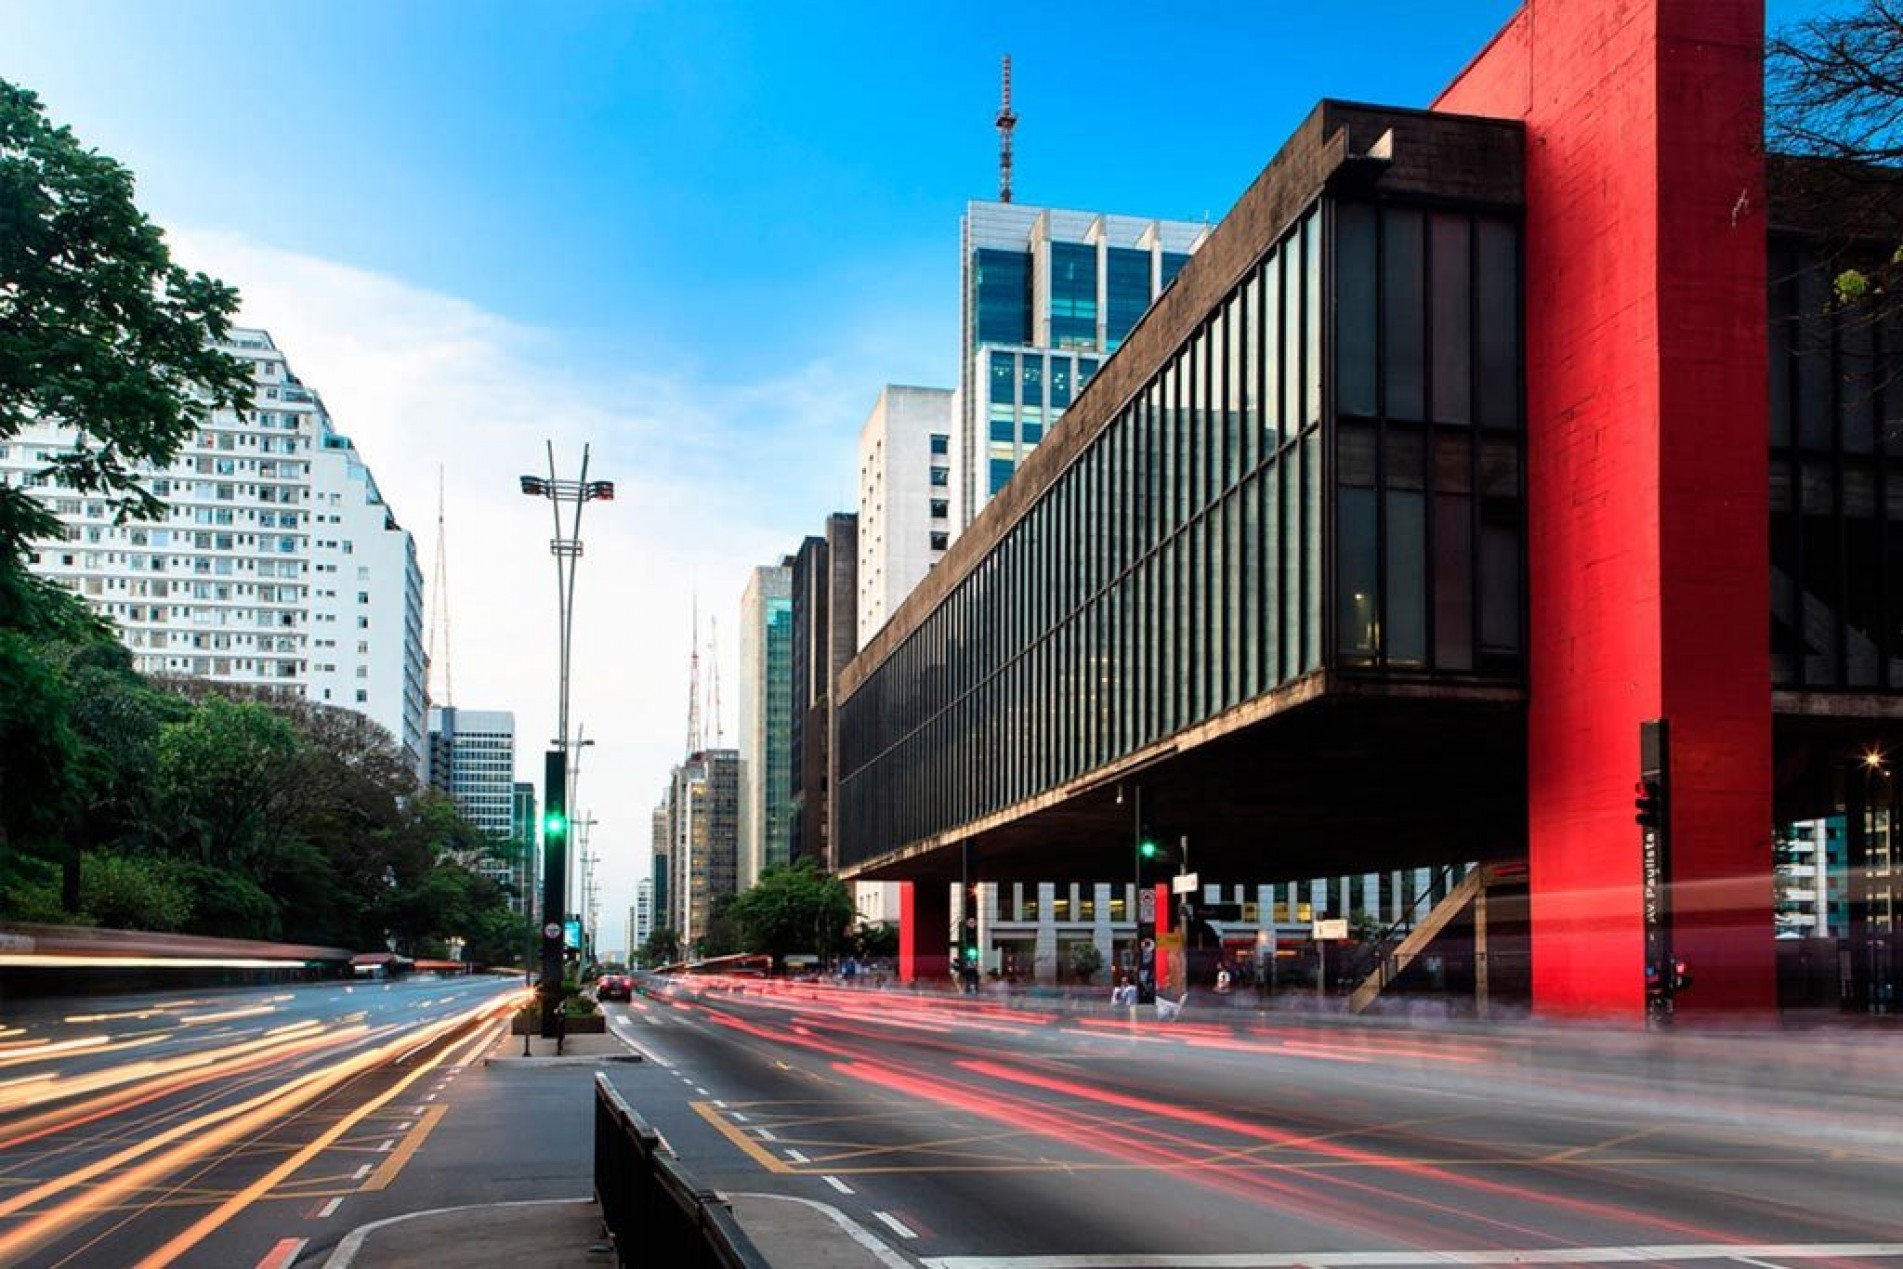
[1138,888,1156,922]
[543,922,563,940]
[1171,871,1200,895]
[1311,918,1349,940]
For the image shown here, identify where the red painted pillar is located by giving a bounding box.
[898,881,952,986]
[1438,0,1775,1018]
[1154,882,1175,995]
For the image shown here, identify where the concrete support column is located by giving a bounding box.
[1033,882,1057,983]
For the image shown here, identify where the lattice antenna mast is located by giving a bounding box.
[996,55,1018,204]
[707,617,724,748]
[686,594,703,755]
[426,465,454,705]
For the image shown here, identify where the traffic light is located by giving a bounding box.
[544,808,568,840]
[1138,837,1160,861]
[1634,778,1664,830]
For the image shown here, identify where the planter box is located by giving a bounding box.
[510,1011,607,1035]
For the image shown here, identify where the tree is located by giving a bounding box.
[726,860,856,962]
[0,79,251,578]
[1768,3,1903,304]
[154,696,299,872]
[1067,941,1104,984]
[641,927,681,966]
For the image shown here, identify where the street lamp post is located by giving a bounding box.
[519,442,614,1039]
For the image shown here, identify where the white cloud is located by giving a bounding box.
[169,229,873,947]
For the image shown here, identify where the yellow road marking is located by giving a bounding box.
[692,1101,792,1173]
[360,1102,448,1191]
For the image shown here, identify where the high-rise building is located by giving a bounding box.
[960,203,1208,526]
[650,804,671,945]
[426,707,518,894]
[657,749,740,948]
[631,877,654,957]
[738,563,794,889]
[0,328,428,770]
[790,515,856,871]
[511,781,539,919]
[856,386,956,646]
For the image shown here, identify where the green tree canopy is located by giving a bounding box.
[0,79,252,576]
[726,860,856,962]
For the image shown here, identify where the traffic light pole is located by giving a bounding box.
[1134,785,1157,1005]
[519,443,613,1041]
[1637,717,1673,1024]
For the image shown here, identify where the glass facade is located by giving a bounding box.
[1768,238,1903,690]
[1050,242,1098,350]
[840,197,1527,868]
[974,249,1031,347]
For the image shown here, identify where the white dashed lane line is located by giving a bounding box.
[873,1211,919,1240]
[823,1175,854,1195]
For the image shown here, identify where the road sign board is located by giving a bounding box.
[1171,871,1200,895]
[1312,918,1349,940]
[543,922,563,940]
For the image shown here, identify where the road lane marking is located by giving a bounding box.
[377,1139,396,1152]
[824,1175,854,1194]
[755,1128,778,1141]
[316,1196,344,1218]
[362,1104,449,1192]
[695,1086,709,1095]
[351,1165,373,1181]
[253,1237,305,1269]
[691,1102,791,1173]
[731,1113,749,1123]
[785,1149,810,1163]
[732,1193,912,1269]
[916,1246,1903,1268]
[873,1211,918,1240]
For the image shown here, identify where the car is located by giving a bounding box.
[596,974,633,1002]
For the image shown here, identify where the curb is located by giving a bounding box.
[730,1192,917,1269]
[318,1197,596,1269]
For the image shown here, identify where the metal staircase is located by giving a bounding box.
[1344,865,1488,1015]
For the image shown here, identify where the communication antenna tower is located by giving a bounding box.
[426,466,454,705]
[686,594,702,756]
[996,55,1018,204]
[707,617,724,748]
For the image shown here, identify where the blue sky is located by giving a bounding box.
[3,0,1824,948]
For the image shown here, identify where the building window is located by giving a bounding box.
[930,499,949,520]
[930,433,949,456]
[930,466,950,487]
[930,532,949,551]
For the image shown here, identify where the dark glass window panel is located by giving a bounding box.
[1023,422,1044,444]
[1383,208,1425,422]
[1387,424,1427,490]
[1303,431,1323,669]
[1339,422,1377,487]
[1479,508,1521,654]
[1263,254,1283,448]
[1022,357,1045,409]
[1844,461,1881,686]
[1796,261,1833,449]
[1263,464,1280,685]
[1161,252,1191,288]
[1885,308,1903,456]
[1429,213,1473,424]
[1337,203,1377,417]
[1283,237,1303,437]
[1304,213,1323,426]
[974,248,1031,347]
[930,433,949,456]
[1107,247,1153,349]
[1386,490,1427,666]
[1842,304,1878,454]
[1475,219,1520,429]
[930,499,948,519]
[989,458,1014,495]
[1434,433,1473,494]
[1242,269,1261,470]
[1479,436,1519,498]
[990,352,1016,405]
[1050,359,1073,410]
[1338,488,1379,660]
[990,413,1015,442]
[1433,494,1475,670]
[1889,517,1903,684]
[1050,242,1099,350]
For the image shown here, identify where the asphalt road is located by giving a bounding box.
[602,977,1903,1269]
[0,975,525,1268]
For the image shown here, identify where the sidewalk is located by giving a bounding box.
[318,1026,906,1268]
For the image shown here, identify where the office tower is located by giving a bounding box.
[426,706,518,895]
[789,514,856,871]
[0,328,428,770]
[657,748,740,948]
[632,877,654,954]
[511,781,539,919]
[960,203,1208,526]
[856,386,956,646]
[738,563,794,889]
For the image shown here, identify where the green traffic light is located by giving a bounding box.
[545,810,568,838]
[1139,840,1159,859]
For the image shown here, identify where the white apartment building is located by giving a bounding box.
[630,877,654,957]
[0,328,428,769]
[855,386,955,647]
[738,563,793,890]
